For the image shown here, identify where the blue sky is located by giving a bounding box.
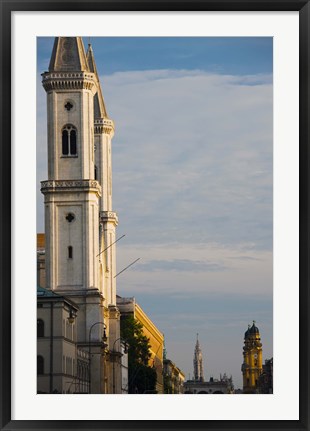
[38,37,272,75]
[37,37,273,389]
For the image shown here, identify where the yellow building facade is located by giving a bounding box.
[241,321,263,393]
[117,296,164,394]
[163,359,185,394]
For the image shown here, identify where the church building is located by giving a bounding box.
[241,321,263,393]
[193,333,204,382]
[38,37,122,394]
[183,335,234,394]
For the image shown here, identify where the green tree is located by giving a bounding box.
[120,315,157,394]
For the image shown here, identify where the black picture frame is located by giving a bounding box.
[1,1,309,430]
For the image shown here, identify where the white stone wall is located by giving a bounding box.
[46,90,95,180]
[95,133,112,212]
[103,220,117,305]
[43,189,99,291]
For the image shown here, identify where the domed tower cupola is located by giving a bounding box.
[241,321,263,393]
[244,324,251,339]
[250,321,260,335]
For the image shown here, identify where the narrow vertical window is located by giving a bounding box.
[70,129,77,155]
[37,356,44,375]
[62,125,77,156]
[68,246,73,259]
[62,129,69,155]
[94,165,97,180]
[37,319,44,337]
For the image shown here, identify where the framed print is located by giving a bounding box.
[1,1,309,430]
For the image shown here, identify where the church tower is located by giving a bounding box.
[86,43,121,393]
[241,321,263,393]
[193,334,204,382]
[41,37,120,393]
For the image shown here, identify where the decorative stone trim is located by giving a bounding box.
[41,179,101,196]
[99,211,118,225]
[42,71,96,92]
[94,118,114,135]
[108,305,120,319]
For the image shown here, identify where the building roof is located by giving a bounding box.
[37,285,60,298]
[249,321,260,335]
[37,286,79,310]
[48,37,89,72]
[245,321,260,338]
[86,43,108,119]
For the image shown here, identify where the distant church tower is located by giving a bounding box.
[41,37,120,393]
[241,321,263,393]
[193,334,204,382]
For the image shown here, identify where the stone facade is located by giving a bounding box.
[184,375,234,394]
[37,286,90,394]
[163,359,185,394]
[258,357,273,394]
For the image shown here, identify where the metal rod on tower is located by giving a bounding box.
[96,234,126,257]
[114,258,140,278]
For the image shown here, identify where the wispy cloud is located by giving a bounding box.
[100,69,273,252]
[133,258,228,273]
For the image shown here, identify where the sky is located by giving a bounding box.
[37,37,273,390]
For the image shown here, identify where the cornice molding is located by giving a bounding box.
[42,71,97,93]
[41,179,102,197]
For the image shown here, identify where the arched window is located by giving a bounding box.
[37,319,44,337]
[37,355,44,375]
[62,125,77,156]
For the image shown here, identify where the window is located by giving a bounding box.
[64,101,73,111]
[65,213,75,223]
[62,125,77,156]
[68,246,73,259]
[37,319,44,337]
[37,355,44,375]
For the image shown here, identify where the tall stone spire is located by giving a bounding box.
[48,37,89,72]
[86,43,108,119]
[193,333,204,382]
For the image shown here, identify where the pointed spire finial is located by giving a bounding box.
[193,333,204,382]
[86,41,108,119]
